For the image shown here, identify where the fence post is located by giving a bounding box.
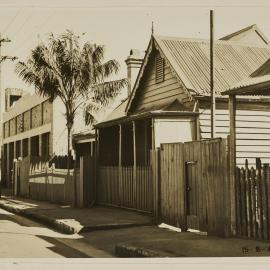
[262,163,269,240]
[151,148,161,224]
[13,159,18,196]
[227,135,237,236]
[223,138,231,237]
[132,121,137,210]
[17,157,22,196]
[266,165,270,239]
[250,167,257,238]
[44,162,47,201]
[240,167,247,236]
[118,124,122,206]
[94,129,99,203]
[235,167,241,235]
[45,162,49,201]
[228,95,237,236]
[28,156,31,198]
[256,158,263,239]
[51,163,55,202]
[245,159,252,238]
[79,156,84,208]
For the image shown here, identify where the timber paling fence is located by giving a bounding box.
[29,167,75,205]
[236,158,270,240]
[16,156,77,205]
[97,166,152,213]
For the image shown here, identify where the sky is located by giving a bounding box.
[1,0,270,93]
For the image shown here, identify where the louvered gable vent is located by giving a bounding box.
[155,55,164,83]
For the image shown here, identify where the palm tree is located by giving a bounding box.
[15,30,127,205]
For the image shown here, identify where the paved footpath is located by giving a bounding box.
[0,196,270,257]
[0,196,153,234]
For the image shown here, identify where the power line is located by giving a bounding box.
[11,10,57,57]
[8,8,35,41]
[2,7,23,35]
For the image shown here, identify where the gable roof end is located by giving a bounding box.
[125,35,194,113]
[125,37,153,113]
[219,24,269,45]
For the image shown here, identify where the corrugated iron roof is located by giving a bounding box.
[220,24,256,40]
[219,24,270,45]
[222,57,270,95]
[230,74,270,90]
[222,76,270,96]
[101,98,128,122]
[154,35,270,96]
[97,97,193,126]
[250,58,270,77]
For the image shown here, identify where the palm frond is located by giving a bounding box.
[15,29,125,129]
[83,102,101,126]
[92,44,105,66]
[95,59,120,81]
[92,78,128,105]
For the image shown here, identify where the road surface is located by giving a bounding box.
[0,208,89,258]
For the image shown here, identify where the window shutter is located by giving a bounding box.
[155,56,164,83]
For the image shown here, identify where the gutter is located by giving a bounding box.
[195,95,270,102]
[222,82,270,96]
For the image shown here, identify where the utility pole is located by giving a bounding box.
[0,34,16,132]
[0,33,17,198]
[210,10,215,138]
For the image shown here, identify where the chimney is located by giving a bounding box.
[125,49,143,96]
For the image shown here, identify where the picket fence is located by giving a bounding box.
[236,158,270,240]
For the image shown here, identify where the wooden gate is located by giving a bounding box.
[159,143,186,229]
[184,141,203,231]
[157,138,229,236]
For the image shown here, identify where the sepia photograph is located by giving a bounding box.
[0,0,270,269]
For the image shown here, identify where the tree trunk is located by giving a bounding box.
[67,125,76,207]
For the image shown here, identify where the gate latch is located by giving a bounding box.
[186,161,197,165]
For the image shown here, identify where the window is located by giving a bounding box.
[16,114,24,134]
[4,122,9,138]
[154,119,195,148]
[155,55,164,83]
[42,132,50,157]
